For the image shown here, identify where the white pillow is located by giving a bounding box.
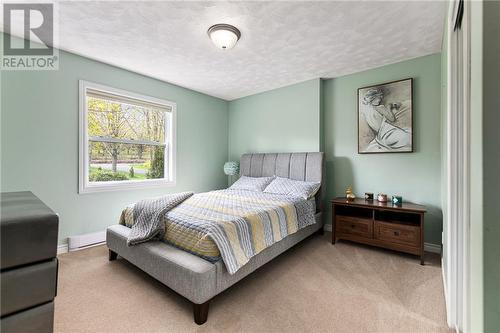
[264,177,321,199]
[229,176,275,192]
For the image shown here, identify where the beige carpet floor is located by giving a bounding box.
[55,233,450,333]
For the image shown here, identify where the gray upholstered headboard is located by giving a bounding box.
[239,152,325,212]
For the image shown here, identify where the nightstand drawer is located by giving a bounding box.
[336,216,372,238]
[374,221,420,247]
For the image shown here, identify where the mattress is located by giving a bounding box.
[121,189,316,266]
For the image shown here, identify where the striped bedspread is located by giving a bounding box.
[121,189,316,274]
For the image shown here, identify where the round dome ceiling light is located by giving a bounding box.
[207,24,241,50]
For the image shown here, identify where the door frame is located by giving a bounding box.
[445,0,471,331]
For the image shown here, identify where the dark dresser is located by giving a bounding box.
[331,197,426,264]
[1,192,59,333]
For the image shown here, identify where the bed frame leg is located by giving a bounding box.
[108,249,118,261]
[317,227,325,236]
[193,300,209,325]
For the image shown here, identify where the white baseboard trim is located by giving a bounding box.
[72,241,106,251]
[57,241,106,255]
[58,229,107,255]
[68,230,106,251]
[323,224,442,254]
[57,243,68,254]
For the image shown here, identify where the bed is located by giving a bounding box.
[106,152,324,324]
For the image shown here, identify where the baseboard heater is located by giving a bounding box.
[68,230,106,251]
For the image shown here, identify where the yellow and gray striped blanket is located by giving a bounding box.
[120,189,316,274]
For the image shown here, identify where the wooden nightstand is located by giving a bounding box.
[331,198,427,264]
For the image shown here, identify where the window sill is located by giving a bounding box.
[79,179,177,194]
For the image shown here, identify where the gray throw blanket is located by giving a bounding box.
[124,192,193,246]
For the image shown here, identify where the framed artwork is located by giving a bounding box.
[357,78,413,153]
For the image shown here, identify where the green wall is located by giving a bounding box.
[228,79,322,161]
[482,1,500,330]
[0,34,229,245]
[323,54,443,245]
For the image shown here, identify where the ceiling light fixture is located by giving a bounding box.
[207,24,241,50]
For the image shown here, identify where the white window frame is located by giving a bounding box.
[78,80,176,193]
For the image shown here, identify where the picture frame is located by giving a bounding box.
[357,78,413,154]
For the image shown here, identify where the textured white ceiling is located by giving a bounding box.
[26,1,448,100]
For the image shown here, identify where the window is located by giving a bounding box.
[79,81,176,193]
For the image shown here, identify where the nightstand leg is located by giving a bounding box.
[331,203,336,244]
[420,213,425,265]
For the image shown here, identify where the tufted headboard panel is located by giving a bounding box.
[239,152,325,212]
